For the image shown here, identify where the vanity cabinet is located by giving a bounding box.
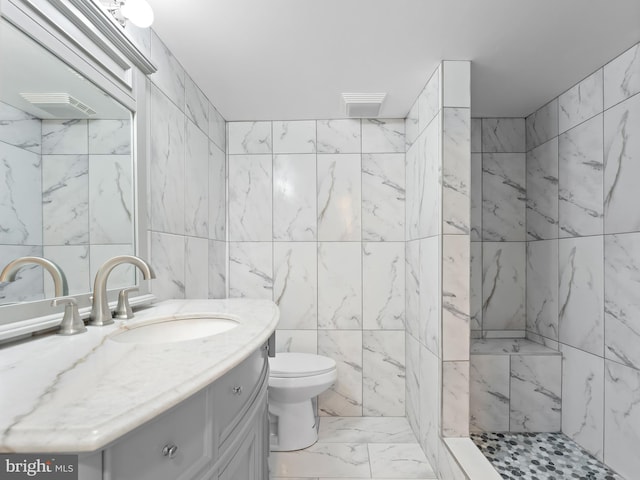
[101,346,269,480]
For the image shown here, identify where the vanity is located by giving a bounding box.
[0,299,279,480]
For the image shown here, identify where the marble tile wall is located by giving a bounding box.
[405,61,472,478]
[470,117,526,337]
[0,101,137,300]
[523,41,640,479]
[143,30,227,301]
[227,117,406,418]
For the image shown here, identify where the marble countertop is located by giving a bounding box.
[0,299,279,453]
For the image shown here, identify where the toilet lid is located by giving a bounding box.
[269,353,336,378]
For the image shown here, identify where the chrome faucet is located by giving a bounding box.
[89,255,155,326]
[0,256,69,297]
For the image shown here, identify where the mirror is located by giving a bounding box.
[0,20,136,305]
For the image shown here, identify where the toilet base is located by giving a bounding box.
[269,399,318,451]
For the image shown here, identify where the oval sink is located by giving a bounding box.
[110,315,239,344]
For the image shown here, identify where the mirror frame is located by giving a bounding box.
[0,0,156,341]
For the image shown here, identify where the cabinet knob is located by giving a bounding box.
[162,444,178,458]
[232,385,243,395]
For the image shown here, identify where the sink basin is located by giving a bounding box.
[110,315,239,344]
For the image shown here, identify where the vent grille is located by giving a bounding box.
[342,93,386,118]
[20,93,97,118]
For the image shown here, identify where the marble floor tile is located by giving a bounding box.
[269,443,370,478]
[318,417,417,444]
[368,444,436,479]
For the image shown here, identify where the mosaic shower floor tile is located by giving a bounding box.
[471,432,623,479]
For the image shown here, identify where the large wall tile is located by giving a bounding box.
[604,360,640,479]
[471,118,482,153]
[42,120,88,154]
[150,31,185,109]
[442,108,470,235]
[228,154,272,241]
[317,154,361,241]
[316,119,361,154]
[419,67,440,132]
[362,153,405,241]
[604,232,640,370]
[275,329,318,354]
[604,43,640,109]
[419,115,441,239]
[185,237,208,299]
[273,120,316,153]
[363,242,404,330]
[184,121,209,237]
[526,99,558,151]
[0,102,41,153]
[405,333,420,434]
[228,121,272,154]
[405,142,421,241]
[561,345,604,460]
[273,242,317,330]
[43,245,89,297]
[184,75,208,132]
[208,104,226,152]
[208,142,226,241]
[273,154,316,241]
[318,330,363,416]
[208,240,226,298]
[149,86,185,235]
[0,143,42,245]
[228,242,272,299]
[419,346,440,468]
[526,138,559,240]
[0,246,43,302]
[318,242,362,329]
[482,242,526,330]
[558,114,604,237]
[558,236,604,356]
[89,155,133,244]
[482,153,526,241]
[363,330,405,416]
[442,61,470,108]
[362,119,405,153]
[442,235,470,361]
[88,119,131,155]
[470,153,482,241]
[150,232,185,301]
[481,118,526,153]
[42,154,89,245]
[419,236,440,354]
[558,69,603,134]
[526,240,559,341]
[405,101,419,147]
[442,360,469,437]
[405,240,420,339]
[470,355,510,432]
[510,355,561,432]
[604,93,640,233]
[470,242,482,331]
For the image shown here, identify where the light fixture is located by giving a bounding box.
[107,0,154,28]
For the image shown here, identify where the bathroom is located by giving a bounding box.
[1,0,639,479]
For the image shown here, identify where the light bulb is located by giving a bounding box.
[120,0,154,28]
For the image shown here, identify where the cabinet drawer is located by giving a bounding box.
[212,346,268,447]
[105,390,211,480]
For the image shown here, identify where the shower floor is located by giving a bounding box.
[471,432,623,480]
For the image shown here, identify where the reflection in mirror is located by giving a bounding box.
[0,20,136,306]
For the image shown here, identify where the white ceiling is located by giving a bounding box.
[146,0,640,121]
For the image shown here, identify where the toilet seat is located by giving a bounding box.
[269,353,336,378]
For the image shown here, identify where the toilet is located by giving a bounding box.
[268,352,337,451]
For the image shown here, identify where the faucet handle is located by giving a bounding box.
[52,297,87,336]
[114,287,139,319]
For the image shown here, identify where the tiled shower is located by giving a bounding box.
[469,41,640,479]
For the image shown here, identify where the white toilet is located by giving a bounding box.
[268,352,337,451]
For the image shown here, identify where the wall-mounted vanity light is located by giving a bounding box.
[106,0,154,28]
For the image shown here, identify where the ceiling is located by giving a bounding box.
[146,0,640,121]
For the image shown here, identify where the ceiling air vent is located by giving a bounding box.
[20,93,97,118]
[342,93,386,118]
